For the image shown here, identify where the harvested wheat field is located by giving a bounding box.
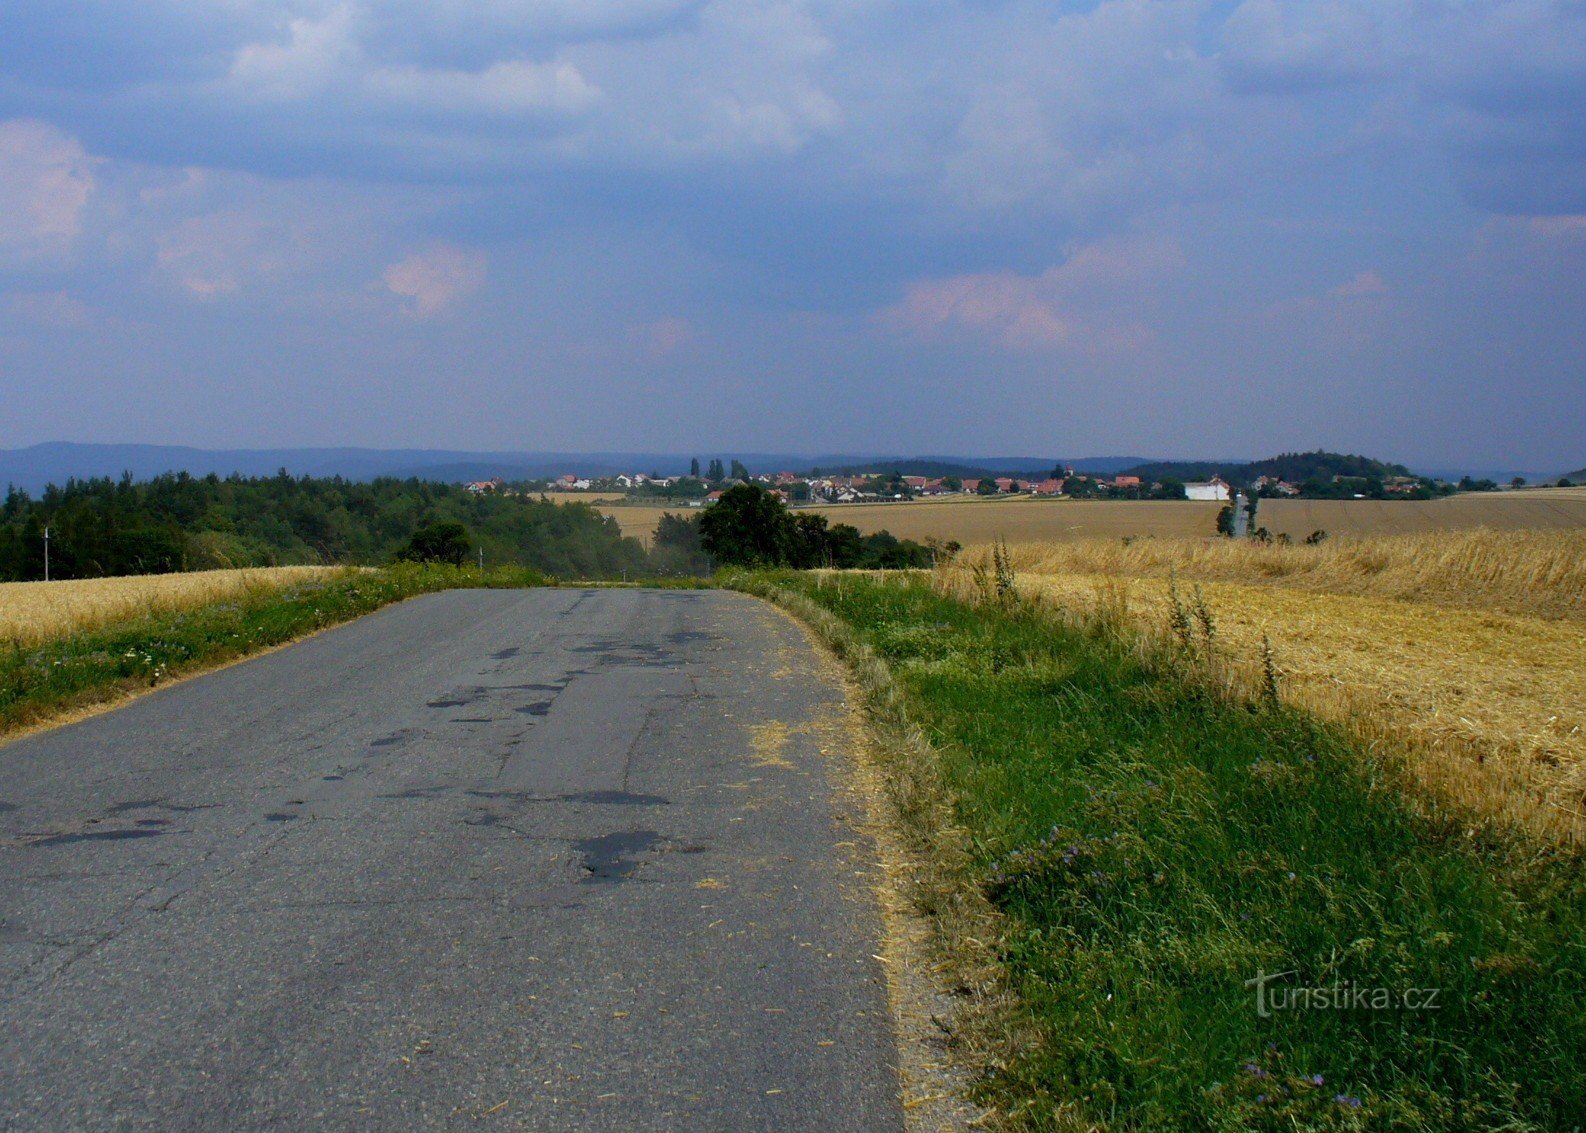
[945,529,1586,840]
[602,487,1586,546]
[601,498,1224,544]
[0,567,342,648]
[990,528,1586,621]
[1257,487,1586,540]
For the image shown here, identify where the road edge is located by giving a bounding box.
[748,580,1020,1132]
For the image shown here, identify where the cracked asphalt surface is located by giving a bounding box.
[0,588,904,1131]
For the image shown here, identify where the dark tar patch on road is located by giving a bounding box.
[575,831,664,882]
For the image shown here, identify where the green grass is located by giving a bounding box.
[0,564,559,737]
[746,571,1586,1131]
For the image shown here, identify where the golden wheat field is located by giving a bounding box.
[1256,487,1586,539]
[601,498,1225,543]
[945,528,1586,841]
[0,567,341,648]
[600,487,1586,546]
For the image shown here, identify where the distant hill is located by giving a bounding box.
[1560,467,1586,483]
[0,443,1156,494]
[1120,451,1414,488]
[811,456,1152,479]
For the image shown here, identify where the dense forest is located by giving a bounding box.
[0,472,661,582]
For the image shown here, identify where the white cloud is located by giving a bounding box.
[0,120,98,264]
[156,209,295,298]
[1332,269,1388,297]
[365,58,601,115]
[228,7,358,102]
[226,5,602,120]
[382,243,487,317]
[878,237,1183,353]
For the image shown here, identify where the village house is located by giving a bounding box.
[465,479,504,494]
[1252,475,1300,496]
[1033,478,1065,495]
[1184,477,1232,502]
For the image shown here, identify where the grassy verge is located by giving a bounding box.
[0,564,553,739]
[733,570,1586,1131]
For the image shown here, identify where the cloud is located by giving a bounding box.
[155,208,293,299]
[365,58,601,116]
[938,1,1215,217]
[228,7,359,103]
[1219,0,1387,94]
[227,7,602,117]
[878,237,1182,352]
[1332,269,1388,297]
[382,243,487,317]
[0,119,97,264]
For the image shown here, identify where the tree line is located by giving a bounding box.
[0,471,651,582]
[0,473,942,582]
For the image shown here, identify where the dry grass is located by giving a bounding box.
[0,567,342,648]
[943,529,1586,841]
[988,527,1586,622]
[1257,487,1586,539]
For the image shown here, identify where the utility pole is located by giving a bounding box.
[477,547,484,572]
[43,525,50,582]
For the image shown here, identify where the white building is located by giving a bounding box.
[1184,478,1232,502]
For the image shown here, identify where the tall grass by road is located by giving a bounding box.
[743,571,1586,1131]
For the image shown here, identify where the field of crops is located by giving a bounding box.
[1257,487,1586,539]
[0,567,341,648]
[602,487,1586,546]
[945,528,1586,841]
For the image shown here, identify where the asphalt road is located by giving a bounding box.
[0,588,904,1131]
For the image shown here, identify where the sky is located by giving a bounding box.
[0,1,1583,471]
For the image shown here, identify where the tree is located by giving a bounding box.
[654,511,702,554]
[706,459,726,482]
[729,459,750,481]
[398,521,472,566]
[690,458,701,478]
[1511,476,1527,489]
[942,475,962,491]
[698,484,794,566]
[976,479,998,496]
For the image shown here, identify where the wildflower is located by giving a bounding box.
[1334,1094,1362,1109]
